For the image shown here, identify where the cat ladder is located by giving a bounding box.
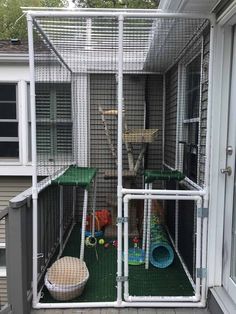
[99,106,158,179]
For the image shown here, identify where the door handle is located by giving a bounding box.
[220,166,232,176]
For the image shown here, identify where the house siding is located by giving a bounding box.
[90,74,163,209]
[164,65,178,169]
[90,74,146,209]
[0,177,31,244]
[165,27,210,278]
[199,29,210,187]
[164,27,210,188]
[0,277,7,308]
[145,75,163,171]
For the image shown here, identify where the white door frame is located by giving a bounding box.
[207,7,236,311]
[222,25,236,299]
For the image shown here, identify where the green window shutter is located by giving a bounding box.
[36,83,72,159]
[56,85,71,120]
[36,125,52,155]
[56,124,72,155]
[36,86,51,120]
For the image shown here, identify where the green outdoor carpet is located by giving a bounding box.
[41,225,194,303]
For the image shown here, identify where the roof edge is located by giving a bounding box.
[159,0,187,11]
[0,54,29,63]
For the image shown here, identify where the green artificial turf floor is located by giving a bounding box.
[41,225,194,303]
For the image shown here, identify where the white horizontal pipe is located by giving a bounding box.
[125,295,200,302]
[122,188,206,196]
[28,11,210,19]
[122,301,205,307]
[124,195,202,202]
[34,301,118,309]
[23,7,163,12]
[34,300,206,308]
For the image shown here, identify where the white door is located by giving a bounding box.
[222,25,236,300]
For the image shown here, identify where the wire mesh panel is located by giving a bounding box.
[120,16,208,303]
[29,10,210,305]
[123,195,202,301]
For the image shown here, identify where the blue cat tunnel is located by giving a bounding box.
[149,241,174,268]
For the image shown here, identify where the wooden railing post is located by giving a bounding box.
[6,200,30,314]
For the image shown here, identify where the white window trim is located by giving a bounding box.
[0,80,31,167]
[176,39,203,185]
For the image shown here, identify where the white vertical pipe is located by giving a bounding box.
[80,189,88,261]
[201,215,207,305]
[59,185,63,256]
[162,74,166,168]
[145,183,152,269]
[92,178,97,237]
[175,183,179,250]
[27,13,39,307]
[195,199,202,300]
[86,18,92,50]
[124,198,129,300]
[18,80,28,165]
[142,183,148,250]
[117,14,124,305]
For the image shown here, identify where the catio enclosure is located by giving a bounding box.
[26,8,212,309]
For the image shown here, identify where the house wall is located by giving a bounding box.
[90,74,163,210]
[145,75,163,171]
[199,28,210,187]
[164,27,210,187]
[164,65,178,169]
[164,26,210,277]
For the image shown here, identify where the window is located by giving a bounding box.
[35,83,72,162]
[0,84,19,160]
[0,246,6,277]
[182,55,201,182]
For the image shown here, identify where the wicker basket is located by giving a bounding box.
[123,129,158,143]
[45,256,89,301]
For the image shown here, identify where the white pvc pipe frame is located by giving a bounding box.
[123,194,203,303]
[27,10,212,308]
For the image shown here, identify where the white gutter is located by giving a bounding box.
[0,54,29,63]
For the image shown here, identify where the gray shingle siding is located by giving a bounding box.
[164,65,178,169]
[145,75,163,171]
[90,74,163,208]
[199,29,210,187]
[164,27,210,187]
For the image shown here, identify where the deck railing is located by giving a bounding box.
[0,208,10,313]
[5,175,74,314]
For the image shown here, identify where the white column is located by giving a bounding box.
[27,13,38,307]
[72,74,88,167]
[18,80,28,166]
